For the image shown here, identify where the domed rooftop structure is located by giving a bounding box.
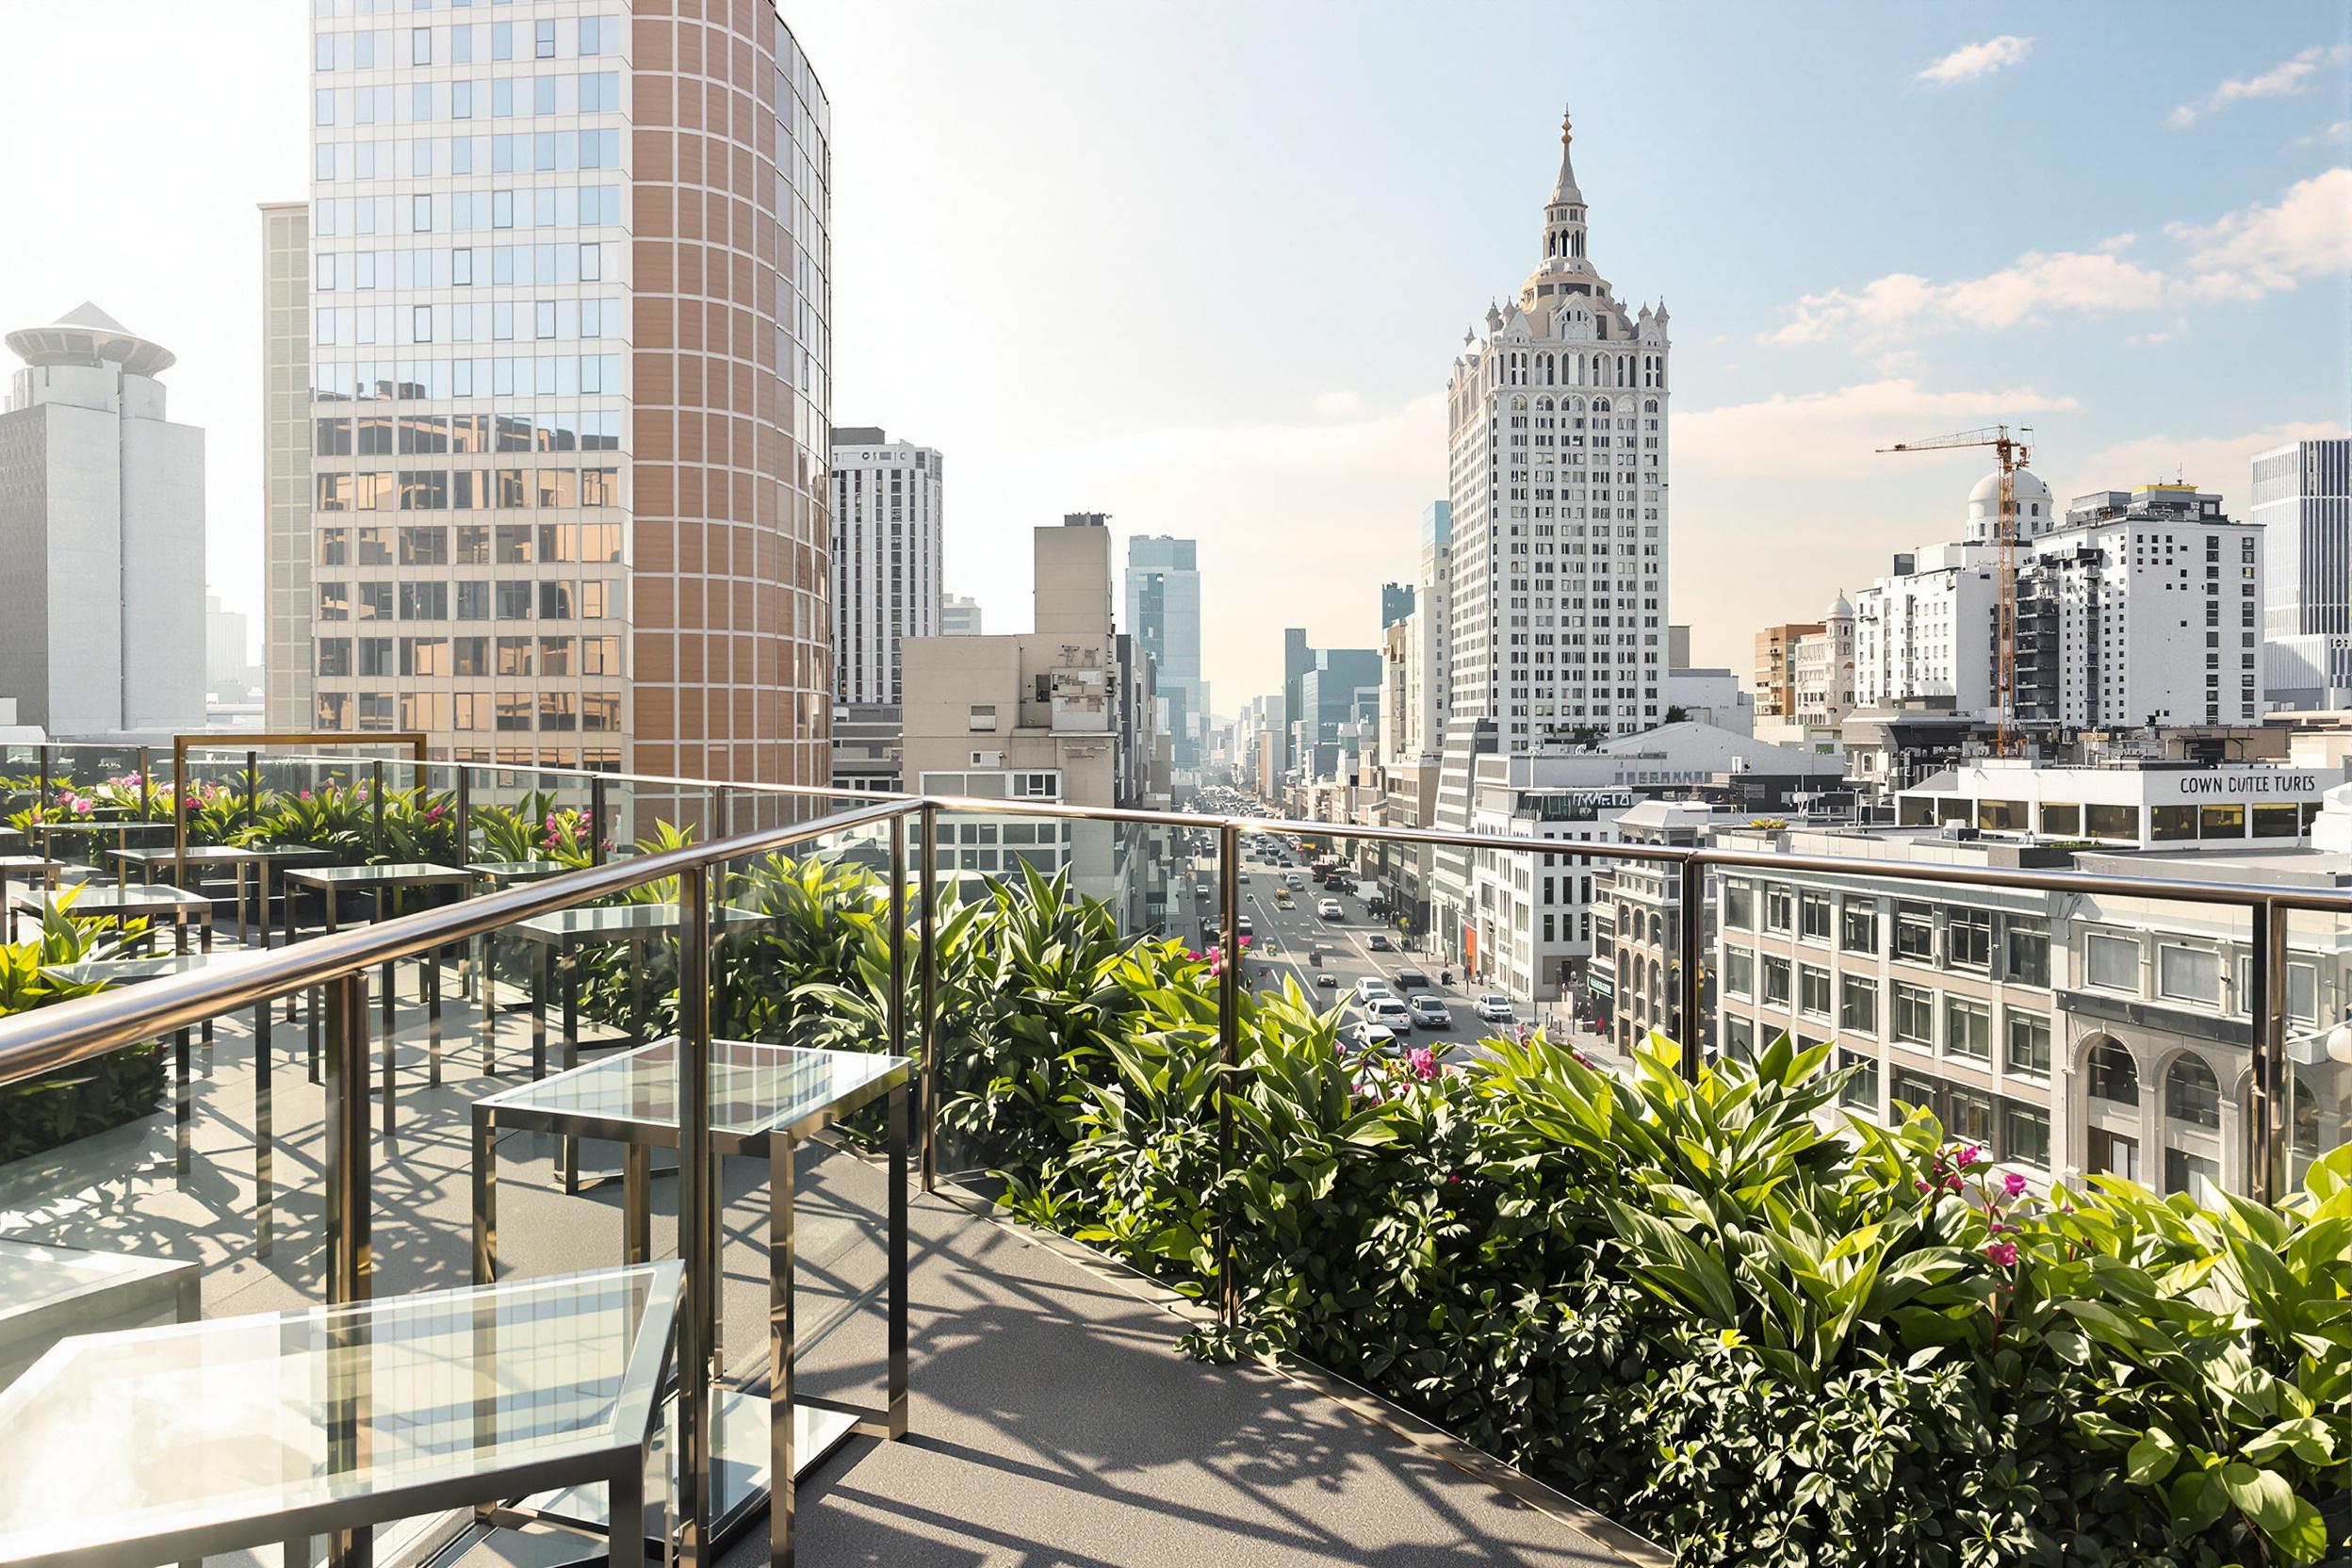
[6,302,175,378]
[1965,465,2051,541]
[1826,589,1854,620]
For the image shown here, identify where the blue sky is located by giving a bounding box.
[793,0,2350,703]
[0,1,2343,710]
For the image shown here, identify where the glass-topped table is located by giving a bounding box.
[0,1239,200,1392]
[505,902,768,1190]
[466,858,584,1074]
[0,855,61,941]
[473,1038,911,1564]
[42,952,285,1249]
[284,861,470,1127]
[0,1262,681,1568]
[111,842,335,943]
[27,817,174,871]
[8,881,214,955]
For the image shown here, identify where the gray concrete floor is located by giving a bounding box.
[0,942,1648,1568]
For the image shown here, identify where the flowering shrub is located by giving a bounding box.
[747,871,2344,1567]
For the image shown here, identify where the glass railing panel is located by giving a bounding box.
[2279,903,2347,1196]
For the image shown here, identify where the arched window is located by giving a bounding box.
[2164,1054,2221,1130]
[2086,1039,2139,1105]
[1643,399,1658,414]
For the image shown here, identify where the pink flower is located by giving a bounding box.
[1957,1144,1984,1168]
[1943,1176,1964,1194]
[1984,1241,2017,1267]
[1914,1179,1932,1193]
[1406,1046,1437,1082]
[2001,1171,2029,1197]
[1184,950,1200,962]
[1445,1171,1462,1185]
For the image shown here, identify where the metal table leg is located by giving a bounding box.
[426,952,442,1087]
[478,924,498,1074]
[256,999,273,1259]
[532,943,552,1080]
[624,1144,651,1265]
[472,1108,498,1285]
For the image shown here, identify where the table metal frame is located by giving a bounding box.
[471,1040,911,1568]
[0,857,61,942]
[283,863,469,1131]
[0,1263,680,1568]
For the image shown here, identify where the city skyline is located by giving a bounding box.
[0,1,2344,717]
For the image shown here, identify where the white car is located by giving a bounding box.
[1354,977,1394,1005]
[1348,1022,1400,1054]
[1316,897,1343,919]
[1477,994,1516,1024]
[1285,872,1304,889]
[1365,996,1412,1029]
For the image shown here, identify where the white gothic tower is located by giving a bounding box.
[1444,108,1670,744]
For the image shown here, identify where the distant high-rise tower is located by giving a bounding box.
[1124,535,1203,770]
[296,4,834,781]
[2252,437,2350,710]
[1444,108,1670,746]
[829,427,941,706]
[0,305,206,737]
[262,202,313,731]
[940,593,984,636]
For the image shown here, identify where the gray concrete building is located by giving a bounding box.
[0,305,205,738]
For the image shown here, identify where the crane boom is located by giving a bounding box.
[1878,425,2034,757]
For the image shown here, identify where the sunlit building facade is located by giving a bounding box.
[292,0,832,780]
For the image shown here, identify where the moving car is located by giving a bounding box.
[1316,897,1343,919]
[1392,968,1430,989]
[1367,933,1393,952]
[1285,872,1304,889]
[1365,996,1412,1029]
[1274,890,1293,908]
[1353,977,1393,1004]
[1348,1022,1399,1054]
[1409,995,1451,1029]
[1314,972,1338,988]
[1236,916,1253,939]
[1477,994,1516,1024]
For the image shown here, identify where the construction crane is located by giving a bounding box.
[1878,425,2033,757]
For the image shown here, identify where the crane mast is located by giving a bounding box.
[1877,425,2034,758]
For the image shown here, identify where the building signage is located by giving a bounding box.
[2172,773,2322,798]
[1526,790,1638,822]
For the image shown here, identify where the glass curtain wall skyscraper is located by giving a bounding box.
[1123,534,1202,772]
[289,0,832,781]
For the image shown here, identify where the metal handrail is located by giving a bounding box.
[0,795,918,1086]
[0,764,2337,1560]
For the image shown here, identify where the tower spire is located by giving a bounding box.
[1551,103,1585,206]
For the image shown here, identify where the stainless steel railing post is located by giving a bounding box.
[2251,898,2286,1204]
[1217,821,1241,1328]
[323,971,372,1308]
[1676,855,1705,1077]
[674,861,715,1568]
[918,803,939,1193]
[889,809,907,1072]
[589,776,608,867]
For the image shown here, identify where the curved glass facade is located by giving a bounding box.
[289,0,830,783]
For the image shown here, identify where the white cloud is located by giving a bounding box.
[1916,35,2033,85]
[2290,119,2350,147]
[1311,389,1364,417]
[2168,44,2350,127]
[2066,421,2344,508]
[1761,240,2164,348]
[2167,168,2352,300]
[1677,378,2077,482]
